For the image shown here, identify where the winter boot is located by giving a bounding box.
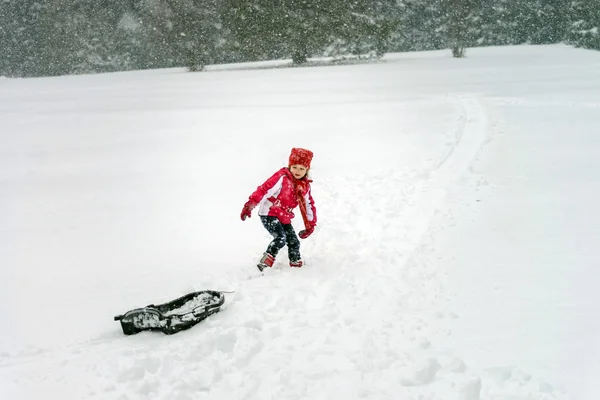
[289,259,303,268]
[257,253,275,272]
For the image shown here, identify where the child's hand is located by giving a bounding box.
[240,201,256,221]
[299,225,314,239]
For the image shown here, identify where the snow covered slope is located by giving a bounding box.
[1,44,599,399]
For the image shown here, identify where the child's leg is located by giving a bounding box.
[282,224,301,262]
[260,216,287,256]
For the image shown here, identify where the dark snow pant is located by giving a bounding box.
[260,216,301,263]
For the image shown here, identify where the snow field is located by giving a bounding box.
[3,45,598,399]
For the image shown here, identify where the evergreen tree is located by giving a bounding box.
[443,0,480,57]
[475,0,568,47]
[568,0,600,50]
[24,0,88,76]
[221,0,333,64]
[0,0,142,77]
[222,0,398,64]
[394,0,478,56]
[325,0,399,59]
[138,0,223,71]
[2,0,600,78]
[0,0,49,77]
[279,0,328,63]
[391,1,446,52]
[62,1,139,74]
[528,0,569,44]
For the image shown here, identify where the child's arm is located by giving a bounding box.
[241,169,286,221]
[248,169,286,205]
[298,187,317,239]
[304,188,317,226]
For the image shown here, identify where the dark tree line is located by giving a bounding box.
[0,0,599,78]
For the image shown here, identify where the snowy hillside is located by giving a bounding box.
[1,44,599,400]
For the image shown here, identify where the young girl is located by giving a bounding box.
[240,148,317,271]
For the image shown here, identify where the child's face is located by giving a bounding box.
[290,164,308,179]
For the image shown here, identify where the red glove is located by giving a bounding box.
[298,225,314,239]
[240,201,256,221]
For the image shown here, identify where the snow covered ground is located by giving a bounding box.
[1,44,599,400]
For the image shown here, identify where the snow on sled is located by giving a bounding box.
[114,290,226,335]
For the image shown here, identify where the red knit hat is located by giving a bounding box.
[289,148,313,169]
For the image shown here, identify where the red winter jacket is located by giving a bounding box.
[248,167,317,226]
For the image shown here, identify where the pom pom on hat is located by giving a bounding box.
[289,148,313,169]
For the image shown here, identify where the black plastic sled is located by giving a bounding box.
[114,290,226,335]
